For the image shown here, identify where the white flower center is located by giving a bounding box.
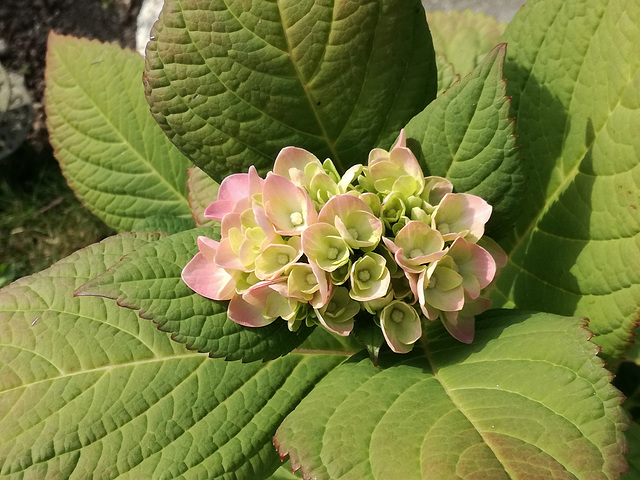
[290,211,304,226]
[409,248,423,259]
[357,270,371,283]
[327,247,339,260]
[438,222,450,234]
[277,253,289,265]
[348,227,359,240]
[306,273,317,285]
[391,308,404,323]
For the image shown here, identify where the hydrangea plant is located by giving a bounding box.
[1,1,639,478]
[182,133,505,354]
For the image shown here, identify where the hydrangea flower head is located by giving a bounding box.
[182,130,506,352]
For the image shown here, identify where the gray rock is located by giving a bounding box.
[136,0,164,56]
[136,0,525,56]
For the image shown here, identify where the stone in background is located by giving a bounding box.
[136,0,526,56]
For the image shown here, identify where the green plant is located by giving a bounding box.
[1,1,638,478]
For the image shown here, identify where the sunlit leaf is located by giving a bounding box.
[45,33,194,232]
[144,0,437,179]
[493,0,640,361]
[276,310,628,479]
[0,233,345,478]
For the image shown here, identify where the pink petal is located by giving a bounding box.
[317,193,374,224]
[441,310,475,344]
[389,146,423,181]
[205,166,264,221]
[181,252,237,301]
[228,294,275,327]
[214,237,245,271]
[478,236,508,269]
[393,129,407,149]
[274,147,322,182]
[448,237,497,299]
[204,172,250,221]
[316,311,355,337]
[310,261,332,309]
[197,236,219,262]
[381,236,400,255]
[263,173,317,235]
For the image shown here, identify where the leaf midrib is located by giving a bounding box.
[420,338,515,478]
[52,47,190,212]
[498,5,639,299]
[276,0,341,164]
[0,353,203,395]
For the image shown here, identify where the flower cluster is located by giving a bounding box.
[182,131,506,353]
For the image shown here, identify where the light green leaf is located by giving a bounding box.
[427,10,506,86]
[433,54,459,94]
[0,233,346,479]
[144,0,436,180]
[45,32,194,232]
[492,0,640,361]
[276,310,628,479]
[266,461,303,480]
[404,44,522,236]
[77,227,314,362]
[132,214,196,234]
[187,167,219,228]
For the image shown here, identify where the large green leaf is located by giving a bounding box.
[276,310,629,479]
[77,227,314,362]
[492,0,640,360]
[426,10,506,86]
[143,0,437,180]
[0,233,346,478]
[45,33,194,232]
[404,44,522,236]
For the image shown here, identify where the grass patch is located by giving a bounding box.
[0,147,114,285]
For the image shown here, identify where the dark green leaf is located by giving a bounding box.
[77,226,314,362]
[144,0,436,180]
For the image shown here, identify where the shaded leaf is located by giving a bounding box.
[0,233,346,479]
[405,44,522,236]
[144,0,436,180]
[493,0,640,361]
[45,32,194,232]
[276,310,628,480]
[433,54,459,94]
[623,421,640,478]
[77,227,313,362]
[623,338,640,365]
